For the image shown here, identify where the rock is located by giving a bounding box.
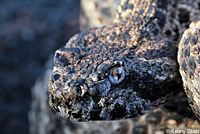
[80,0,120,30]
[0,0,80,133]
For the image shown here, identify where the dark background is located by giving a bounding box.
[0,0,80,133]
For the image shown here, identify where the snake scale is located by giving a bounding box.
[48,0,200,121]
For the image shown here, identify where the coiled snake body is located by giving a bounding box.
[48,0,200,121]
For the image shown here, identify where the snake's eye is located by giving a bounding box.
[109,65,125,85]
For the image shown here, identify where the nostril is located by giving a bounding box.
[52,74,60,82]
[55,53,60,58]
[68,80,88,97]
[51,73,61,83]
[75,83,88,97]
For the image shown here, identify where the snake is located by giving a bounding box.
[48,0,200,121]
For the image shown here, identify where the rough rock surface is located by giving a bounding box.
[0,0,80,134]
[80,0,121,30]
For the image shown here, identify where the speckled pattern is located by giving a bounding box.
[80,0,121,30]
[178,21,200,120]
[49,0,200,121]
[30,66,200,134]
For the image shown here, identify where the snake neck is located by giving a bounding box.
[115,0,176,40]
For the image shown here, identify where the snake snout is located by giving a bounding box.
[54,47,83,66]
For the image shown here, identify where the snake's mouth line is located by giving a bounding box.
[49,79,156,121]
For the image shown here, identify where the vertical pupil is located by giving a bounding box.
[117,73,121,80]
[113,68,122,80]
[76,86,82,95]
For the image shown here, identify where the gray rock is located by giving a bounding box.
[0,0,80,133]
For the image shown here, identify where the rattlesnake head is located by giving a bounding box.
[48,0,200,121]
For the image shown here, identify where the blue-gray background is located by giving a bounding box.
[0,0,80,133]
